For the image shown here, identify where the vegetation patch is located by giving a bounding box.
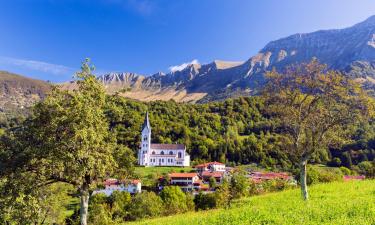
[127,181,375,225]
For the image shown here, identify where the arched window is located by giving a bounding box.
[161,151,164,155]
[178,152,182,158]
[143,136,148,141]
[169,151,173,155]
[152,151,155,155]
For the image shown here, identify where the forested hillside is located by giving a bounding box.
[105,96,375,171]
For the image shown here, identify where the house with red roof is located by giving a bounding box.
[169,172,200,192]
[195,161,226,174]
[92,178,142,196]
[201,171,225,183]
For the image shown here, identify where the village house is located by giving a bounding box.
[201,171,225,183]
[169,173,200,192]
[138,112,190,167]
[92,178,142,196]
[195,161,226,174]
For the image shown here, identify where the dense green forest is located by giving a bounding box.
[105,95,374,171]
[1,94,373,172]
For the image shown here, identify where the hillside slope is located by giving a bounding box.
[128,181,375,225]
[0,71,51,116]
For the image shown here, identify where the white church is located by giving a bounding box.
[138,112,190,167]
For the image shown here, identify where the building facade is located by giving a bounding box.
[169,173,200,192]
[138,112,190,167]
[92,178,141,196]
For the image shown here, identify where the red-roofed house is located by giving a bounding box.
[92,178,142,196]
[169,173,199,192]
[195,161,226,174]
[201,171,225,183]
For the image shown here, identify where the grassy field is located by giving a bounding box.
[127,180,375,225]
[134,166,194,186]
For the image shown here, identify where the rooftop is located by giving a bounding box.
[151,143,185,150]
[195,161,225,168]
[169,173,198,178]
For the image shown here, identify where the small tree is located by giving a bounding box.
[208,176,217,189]
[230,172,249,199]
[0,59,124,224]
[160,186,189,215]
[262,59,373,200]
[127,192,163,220]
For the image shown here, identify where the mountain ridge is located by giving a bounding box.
[79,15,374,103]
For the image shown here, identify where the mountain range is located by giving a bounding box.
[2,15,375,111]
[63,15,373,103]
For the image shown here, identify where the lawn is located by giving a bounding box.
[134,166,194,186]
[127,180,375,225]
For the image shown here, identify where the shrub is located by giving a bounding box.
[339,166,352,175]
[305,166,343,185]
[127,191,163,221]
[160,186,192,215]
[357,161,375,178]
[194,192,216,210]
[230,173,249,199]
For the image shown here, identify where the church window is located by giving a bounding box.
[161,151,164,155]
[152,151,155,155]
[143,136,147,141]
[169,151,173,155]
[178,152,182,158]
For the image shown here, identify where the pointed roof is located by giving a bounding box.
[142,112,151,131]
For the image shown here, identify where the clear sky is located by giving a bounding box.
[1,0,375,82]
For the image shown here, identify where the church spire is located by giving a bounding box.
[142,111,151,131]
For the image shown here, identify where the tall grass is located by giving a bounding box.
[127,180,375,225]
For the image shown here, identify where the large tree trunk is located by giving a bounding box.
[300,159,309,201]
[80,185,90,225]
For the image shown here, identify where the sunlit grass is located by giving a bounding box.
[126,180,375,225]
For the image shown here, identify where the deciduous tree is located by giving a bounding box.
[262,59,373,200]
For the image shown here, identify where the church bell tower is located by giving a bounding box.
[139,112,151,166]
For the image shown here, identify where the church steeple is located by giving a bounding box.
[142,111,151,131]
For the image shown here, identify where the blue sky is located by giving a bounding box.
[1,0,375,82]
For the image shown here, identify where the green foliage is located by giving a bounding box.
[214,181,231,207]
[230,172,250,199]
[339,166,352,175]
[193,192,216,210]
[127,180,375,225]
[208,176,217,189]
[127,191,164,221]
[160,186,193,215]
[357,160,375,177]
[301,166,343,185]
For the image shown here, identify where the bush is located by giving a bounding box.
[339,166,352,175]
[305,166,343,185]
[127,191,164,221]
[230,173,249,199]
[160,186,193,215]
[357,161,375,178]
[194,192,216,210]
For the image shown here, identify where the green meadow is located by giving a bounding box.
[127,180,375,225]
